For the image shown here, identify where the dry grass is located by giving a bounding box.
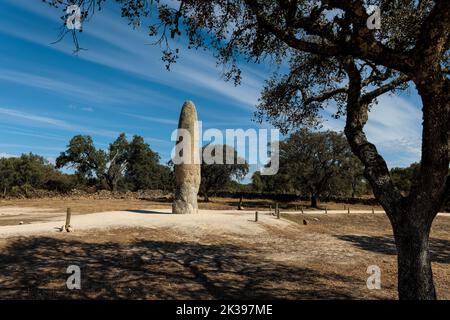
[0,199,448,299]
[0,196,382,213]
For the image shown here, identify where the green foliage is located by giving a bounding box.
[255,130,367,206]
[0,153,74,197]
[55,133,173,191]
[390,163,421,195]
[251,171,264,193]
[56,135,106,182]
[200,144,249,201]
[126,135,172,191]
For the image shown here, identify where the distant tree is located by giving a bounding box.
[339,156,368,198]
[0,153,70,197]
[251,171,264,193]
[15,154,53,196]
[275,129,362,208]
[125,135,166,191]
[106,133,129,191]
[56,135,106,186]
[0,157,18,197]
[390,163,421,196]
[200,144,249,201]
[57,134,170,191]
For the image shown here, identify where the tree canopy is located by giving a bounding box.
[0,153,75,197]
[200,144,249,201]
[254,129,366,207]
[56,133,172,191]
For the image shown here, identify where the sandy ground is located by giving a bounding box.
[0,205,448,299]
[0,206,447,238]
[0,208,296,238]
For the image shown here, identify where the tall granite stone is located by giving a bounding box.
[172,101,201,214]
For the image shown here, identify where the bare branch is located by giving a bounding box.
[361,75,410,104]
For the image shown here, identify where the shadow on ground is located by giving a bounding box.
[126,210,171,214]
[336,235,450,264]
[0,236,362,299]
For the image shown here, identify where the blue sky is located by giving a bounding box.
[0,0,423,179]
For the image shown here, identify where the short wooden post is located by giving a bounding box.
[275,203,279,217]
[277,207,280,219]
[372,207,375,214]
[347,207,350,214]
[301,206,304,214]
[325,207,328,214]
[255,211,258,222]
[65,208,72,230]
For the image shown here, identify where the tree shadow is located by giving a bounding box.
[336,235,450,264]
[126,210,171,214]
[0,236,363,300]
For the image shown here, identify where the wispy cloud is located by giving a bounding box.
[0,106,118,138]
[322,94,422,167]
[121,112,178,125]
[1,0,265,110]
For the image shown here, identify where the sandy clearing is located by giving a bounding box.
[0,205,448,238]
[0,209,298,238]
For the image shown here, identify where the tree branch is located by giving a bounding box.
[343,57,403,219]
[303,87,347,105]
[243,0,342,56]
[361,75,410,104]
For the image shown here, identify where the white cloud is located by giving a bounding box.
[1,0,265,110]
[0,106,117,138]
[0,153,17,158]
[121,112,178,125]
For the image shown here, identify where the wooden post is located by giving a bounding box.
[255,211,258,222]
[275,203,279,217]
[347,207,350,214]
[277,207,280,219]
[372,207,375,214]
[65,208,72,230]
[301,206,304,214]
[325,207,328,214]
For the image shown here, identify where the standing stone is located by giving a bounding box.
[172,101,201,214]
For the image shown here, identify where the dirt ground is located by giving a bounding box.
[0,197,383,226]
[0,199,448,300]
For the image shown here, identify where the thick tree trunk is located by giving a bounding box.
[342,59,448,300]
[393,219,436,300]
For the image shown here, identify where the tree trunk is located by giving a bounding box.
[393,219,436,299]
[310,194,318,208]
[342,59,448,300]
[111,180,118,192]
